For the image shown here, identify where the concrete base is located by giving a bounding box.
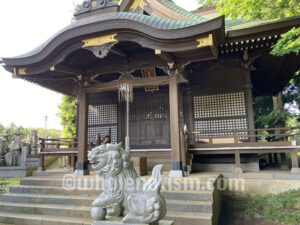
[232,166,243,174]
[37,167,45,172]
[193,162,259,172]
[93,217,173,225]
[74,169,89,176]
[291,168,300,174]
[0,166,37,178]
[280,165,290,170]
[27,158,39,166]
[169,170,184,178]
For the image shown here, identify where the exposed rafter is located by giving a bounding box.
[50,64,83,75]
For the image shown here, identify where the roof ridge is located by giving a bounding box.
[157,0,207,22]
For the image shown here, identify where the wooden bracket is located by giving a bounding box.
[50,64,83,75]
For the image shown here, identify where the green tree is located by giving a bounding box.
[57,95,77,138]
[198,0,300,56]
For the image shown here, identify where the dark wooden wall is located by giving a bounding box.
[78,57,255,171]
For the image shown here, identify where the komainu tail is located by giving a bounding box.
[142,164,164,193]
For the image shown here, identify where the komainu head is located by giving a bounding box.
[88,142,133,176]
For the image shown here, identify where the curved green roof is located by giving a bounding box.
[114,12,202,29]
[157,0,207,22]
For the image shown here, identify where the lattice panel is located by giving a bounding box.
[139,96,153,120]
[153,95,167,119]
[88,126,118,143]
[130,103,137,120]
[194,118,248,132]
[193,119,248,142]
[88,104,117,125]
[88,103,118,144]
[193,92,246,119]
[130,94,168,121]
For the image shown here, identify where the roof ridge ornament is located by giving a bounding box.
[74,0,119,18]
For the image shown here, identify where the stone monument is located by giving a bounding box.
[5,129,22,167]
[88,143,170,225]
[30,130,38,156]
[0,137,7,166]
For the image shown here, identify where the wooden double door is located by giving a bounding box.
[129,91,170,149]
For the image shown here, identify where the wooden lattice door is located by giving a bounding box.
[87,104,118,143]
[130,91,170,148]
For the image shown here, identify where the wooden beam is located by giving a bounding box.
[74,87,89,176]
[169,75,183,177]
[87,75,188,93]
[86,51,166,76]
[155,50,174,63]
[110,46,127,58]
[50,64,83,75]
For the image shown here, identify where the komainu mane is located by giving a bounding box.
[88,143,166,224]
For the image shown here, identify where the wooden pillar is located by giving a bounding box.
[70,155,75,170]
[291,150,300,173]
[38,156,45,171]
[234,150,243,173]
[280,153,289,170]
[38,138,45,171]
[180,131,187,174]
[244,69,255,139]
[169,75,183,177]
[74,87,89,176]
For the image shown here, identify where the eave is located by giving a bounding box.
[1,14,224,69]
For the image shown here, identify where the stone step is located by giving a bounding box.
[0,202,91,218]
[10,185,101,196]
[0,201,213,225]
[10,186,214,201]
[165,190,213,201]
[0,193,212,214]
[20,175,220,191]
[33,169,73,177]
[0,193,95,206]
[166,200,212,214]
[166,212,212,225]
[0,212,92,225]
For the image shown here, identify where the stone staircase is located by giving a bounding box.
[0,173,222,225]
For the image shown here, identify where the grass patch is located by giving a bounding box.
[223,189,300,225]
[246,190,300,225]
[0,177,20,194]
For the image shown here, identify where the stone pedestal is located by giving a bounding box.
[93,217,173,225]
[291,168,300,174]
[132,157,147,176]
[232,166,243,174]
[169,170,184,178]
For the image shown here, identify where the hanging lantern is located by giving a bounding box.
[118,83,133,153]
[118,83,133,103]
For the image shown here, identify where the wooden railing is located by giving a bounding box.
[187,126,300,147]
[37,131,111,170]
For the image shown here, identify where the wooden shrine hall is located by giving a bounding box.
[1,0,300,176]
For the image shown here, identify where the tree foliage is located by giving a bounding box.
[0,122,61,145]
[57,95,77,138]
[271,27,300,56]
[198,0,300,56]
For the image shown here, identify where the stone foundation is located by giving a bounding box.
[93,217,173,225]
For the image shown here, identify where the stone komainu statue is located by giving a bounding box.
[88,143,166,224]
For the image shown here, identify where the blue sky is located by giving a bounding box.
[0,0,199,130]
